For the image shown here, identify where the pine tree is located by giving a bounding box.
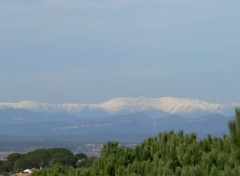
[228,107,240,160]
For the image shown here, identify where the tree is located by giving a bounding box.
[228,107,240,160]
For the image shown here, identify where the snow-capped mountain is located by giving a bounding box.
[99,97,227,114]
[0,97,239,148]
[0,97,238,115]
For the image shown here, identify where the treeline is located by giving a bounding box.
[0,148,93,176]
[2,108,240,176]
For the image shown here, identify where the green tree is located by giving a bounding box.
[228,107,240,160]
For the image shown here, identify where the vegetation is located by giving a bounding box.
[1,108,240,176]
[0,148,90,175]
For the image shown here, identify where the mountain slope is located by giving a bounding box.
[0,97,238,115]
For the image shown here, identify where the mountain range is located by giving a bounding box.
[0,97,239,151]
[0,97,237,114]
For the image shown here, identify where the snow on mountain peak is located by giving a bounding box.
[0,101,39,110]
[0,97,237,114]
[99,97,151,112]
[99,97,225,113]
[153,97,223,113]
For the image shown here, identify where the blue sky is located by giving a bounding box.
[0,0,240,104]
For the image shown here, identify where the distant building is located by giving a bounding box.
[23,168,41,175]
[11,168,41,176]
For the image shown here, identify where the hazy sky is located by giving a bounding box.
[0,0,240,104]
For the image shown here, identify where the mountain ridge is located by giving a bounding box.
[0,97,238,115]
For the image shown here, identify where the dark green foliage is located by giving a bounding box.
[13,148,76,171]
[228,107,240,160]
[0,161,8,175]
[75,153,87,160]
[0,148,90,175]
[31,164,76,176]
[76,156,96,168]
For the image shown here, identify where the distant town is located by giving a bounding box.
[74,143,139,155]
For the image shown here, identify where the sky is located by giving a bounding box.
[0,0,240,104]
